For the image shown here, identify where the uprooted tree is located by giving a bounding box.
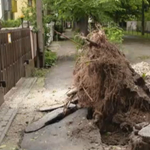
[67,30,150,135]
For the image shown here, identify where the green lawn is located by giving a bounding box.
[123,30,150,39]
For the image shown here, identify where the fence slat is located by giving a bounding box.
[0,29,32,94]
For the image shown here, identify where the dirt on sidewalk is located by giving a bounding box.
[0,37,76,149]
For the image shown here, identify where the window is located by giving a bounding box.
[28,0,32,7]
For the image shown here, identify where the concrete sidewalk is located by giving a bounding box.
[0,30,77,150]
[50,40,76,60]
[0,78,37,145]
[123,35,150,64]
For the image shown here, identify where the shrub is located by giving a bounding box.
[103,26,124,44]
[73,34,85,49]
[54,21,64,41]
[45,50,57,67]
[2,19,21,28]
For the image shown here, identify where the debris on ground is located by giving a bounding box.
[25,104,77,133]
[132,62,150,76]
[132,62,150,90]
[22,109,104,150]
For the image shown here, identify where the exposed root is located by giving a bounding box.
[67,87,78,97]
[67,29,150,132]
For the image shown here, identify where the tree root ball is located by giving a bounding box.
[71,30,150,130]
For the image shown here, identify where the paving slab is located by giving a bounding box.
[21,109,104,150]
[26,104,77,133]
[138,124,150,139]
[25,108,64,133]
[45,60,75,92]
[0,78,37,144]
[49,40,76,60]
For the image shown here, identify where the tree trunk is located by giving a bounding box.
[36,0,44,68]
[72,17,89,36]
[77,17,88,36]
[72,21,77,31]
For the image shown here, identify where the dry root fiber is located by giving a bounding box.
[71,30,150,129]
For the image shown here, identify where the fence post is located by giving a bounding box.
[36,0,44,68]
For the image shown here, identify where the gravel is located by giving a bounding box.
[132,61,150,89]
[132,62,150,76]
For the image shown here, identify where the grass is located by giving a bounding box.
[138,55,150,61]
[31,68,50,78]
[123,30,150,39]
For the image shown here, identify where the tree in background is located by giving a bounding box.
[113,0,150,35]
[48,0,121,35]
[22,0,150,37]
[48,0,150,35]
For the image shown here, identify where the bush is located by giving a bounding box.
[73,34,85,49]
[44,25,50,45]
[54,21,63,40]
[103,26,124,44]
[2,19,21,28]
[45,50,57,67]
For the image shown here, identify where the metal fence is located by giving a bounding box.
[0,29,32,94]
[125,21,150,37]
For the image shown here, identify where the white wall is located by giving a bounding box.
[46,22,55,46]
[127,21,150,32]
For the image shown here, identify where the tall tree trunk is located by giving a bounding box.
[72,17,88,36]
[72,21,77,31]
[141,0,145,35]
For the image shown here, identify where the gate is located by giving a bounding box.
[0,29,32,94]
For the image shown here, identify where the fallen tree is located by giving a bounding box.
[67,30,150,136]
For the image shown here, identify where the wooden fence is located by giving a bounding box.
[0,29,32,94]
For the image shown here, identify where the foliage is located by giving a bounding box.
[22,2,56,44]
[1,19,21,28]
[142,73,147,80]
[53,21,64,40]
[145,9,150,21]
[114,0,150,22]
[73,34,85,49]
[45,0,150,27]
[55,21,63,33]
[51,0,121,24]
[45,50,57,67]
[103,25,124,43]
[22,6,37,31]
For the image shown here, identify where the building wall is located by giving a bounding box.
[0,0,3,19]
[0,0,13,20]
[14,0,35,20]
[0,0,35,20]
[14,0,28,19]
